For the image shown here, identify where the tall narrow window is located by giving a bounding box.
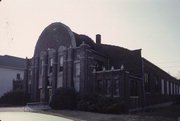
[49,58,53,73]
[155,77,159,93]
[174,84,176,95]
[176,85,178,95]
[39,60,42,74]
[73,62,80,92]
[170,82,173,95]
[47,77,52,86]
[130,80,138,96]
[167,81,169,95]
[97,80,103,94]
[114,79,120,97]
[177,85,179,95]
[40,60,44,75]
[59,56,63,72]
[161,79,165,95]
[144,73,150,93]
[106,80,111,96]
[57,56,63,88]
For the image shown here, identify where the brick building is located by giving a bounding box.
[24,22,180,111]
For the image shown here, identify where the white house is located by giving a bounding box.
[0,55,26,97]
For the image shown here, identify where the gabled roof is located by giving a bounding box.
[0,55,26,69]
[94,44,130,58]
[142,58,178,80]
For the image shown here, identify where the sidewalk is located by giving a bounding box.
[0,107,25,112]
[0,104,51,112]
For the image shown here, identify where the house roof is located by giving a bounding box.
[142,58,178,80]
[0,55,26,69]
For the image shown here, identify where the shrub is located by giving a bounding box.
[49,87,77,110]
[76,93,99,111]
[49,87,125,113]
[77,93,125,113]
[0,90,29,106]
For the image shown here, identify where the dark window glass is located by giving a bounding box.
[59,56,63,72]
[97,80,103,94]
[144,73,150,92]
[106,80,111,96]
[49,58,53,73]
[114,80,120,96]
[130,80,138,96]
[17,73,20,80]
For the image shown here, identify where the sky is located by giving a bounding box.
[0,0,180,79]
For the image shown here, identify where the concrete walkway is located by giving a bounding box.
[0,106,25,112]
[0,105,51,112]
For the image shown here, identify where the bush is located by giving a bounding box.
[77,93,125,113]
[76,93,99,111]
[50,87,77,110]
[0,90,29,106]
[49,87,125,113]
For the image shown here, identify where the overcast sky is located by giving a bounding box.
[0,0,180,79]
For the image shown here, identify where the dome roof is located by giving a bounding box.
[34,22,76,56]
[34,22,95,56]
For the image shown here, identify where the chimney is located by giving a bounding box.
[96,34,101,44]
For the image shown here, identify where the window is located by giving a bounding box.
[40,60,44,75]
[16,73,20,80]
[174,83,176,95]
[106,80,111,96]
[95,60,104,71]
[114,80,120,97]
[170,82,173,95]
[97,80,103,94]
[59,56,63,72]
[144,73,150,92]
[154,77,159,93]
[40,89,43,100]
[57,76,63,88]
[73,62,80,92]
[130,80,138,96]
[49,58,53,73]
[161,79,165,95]
[75,63,80,76]
[177,85,178,95]
[47,77,52,86]
[167,81,169,95]
[176,85,178,95]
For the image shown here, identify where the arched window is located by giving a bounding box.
[59,55,63,72]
